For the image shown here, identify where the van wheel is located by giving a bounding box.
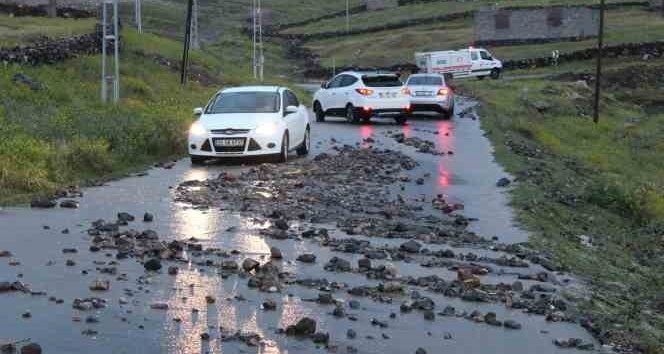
[346,104,359,124]
[296,127,310,156]
[314,102,325,122]
[490,69,501,80]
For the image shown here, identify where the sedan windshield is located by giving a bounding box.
[408,76,443,86]
[207,92,280,114]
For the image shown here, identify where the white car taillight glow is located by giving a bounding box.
[437,88,449,96]
[355,88,374,96]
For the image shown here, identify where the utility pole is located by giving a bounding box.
[181,0,194,85]
[134,0,142,33]
[101,0,120,104]
[191,0,200,50]
[258,0,264,81]
[252,0,257,79]
[592,0,605,124]
[346,0,350,33]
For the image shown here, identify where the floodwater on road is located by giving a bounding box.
[0,100,598,354]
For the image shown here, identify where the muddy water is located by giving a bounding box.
[0,101,597,354]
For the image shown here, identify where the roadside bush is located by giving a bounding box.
[64,138,114,174]
[124,77,155,100]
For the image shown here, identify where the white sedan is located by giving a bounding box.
[188,86,310,164]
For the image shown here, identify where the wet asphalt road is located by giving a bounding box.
[0,99,598,354]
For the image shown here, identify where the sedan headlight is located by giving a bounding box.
[189,122,207,137]
[255,122,278,136]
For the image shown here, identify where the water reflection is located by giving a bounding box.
[360,125,374,148]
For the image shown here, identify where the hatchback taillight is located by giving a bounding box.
[437,88,449,96]
[356,88,374,96]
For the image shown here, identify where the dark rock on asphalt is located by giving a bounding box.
[143,258,162,271]
[297,254,316,263]
[59,200,79,209]
[400,240,422,253]
[496,177,511,187]
[30,196,56,208]
[20,343,41,354]
[287,317,317,336]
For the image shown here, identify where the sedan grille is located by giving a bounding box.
[210,129,250,135]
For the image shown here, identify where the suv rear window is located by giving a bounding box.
[361,75,403,87]
[408,76,443,86]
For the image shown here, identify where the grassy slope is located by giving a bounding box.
[459,65,664,352]
[302,6,662,68]
[0,28,217,204]
[283,0,638,35]
[0,15,96,46]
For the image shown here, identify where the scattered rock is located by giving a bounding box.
[263,299,277,311]
[143,213,154,222]
[297,254,316,263]
[347,329,357,339]
[287,317,316,336]
[270,247,282,259]
[59,200,79,209]
[144,258,162,271]
[89,280,110,291]
[168,266,179,275]
[30,196,56,208]
[400,240,422,253]
[150,303,169,310]
[117,212,135,222]
[324,257,351,272]
[242,258,260,272]
[19,343,41,354]
[496,177,511,187]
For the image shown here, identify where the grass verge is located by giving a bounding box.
[459,65,664,352]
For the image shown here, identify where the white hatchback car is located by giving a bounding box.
[313,71,411,125]
[188,86,310,164]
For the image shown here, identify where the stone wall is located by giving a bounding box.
[0,2,93,17]
[366,0,398,11]
[0,33,100,66]
[474,6,599,44]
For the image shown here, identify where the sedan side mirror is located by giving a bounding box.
[321,82,328,89]
[285,105,298,116]
[193,107,203,116]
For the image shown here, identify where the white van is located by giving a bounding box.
[415,47,502,80]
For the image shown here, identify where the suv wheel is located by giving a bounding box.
[296,127,310,156]
[314,102,325,122]
[346,104,359,124]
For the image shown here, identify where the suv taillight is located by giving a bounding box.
[355,88,374,96]
[401,88,411,95]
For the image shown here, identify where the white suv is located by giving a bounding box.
[313,71,411,125]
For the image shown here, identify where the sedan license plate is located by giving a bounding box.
[214,138,245,147]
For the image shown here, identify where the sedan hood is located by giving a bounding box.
[199,113,280,130]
